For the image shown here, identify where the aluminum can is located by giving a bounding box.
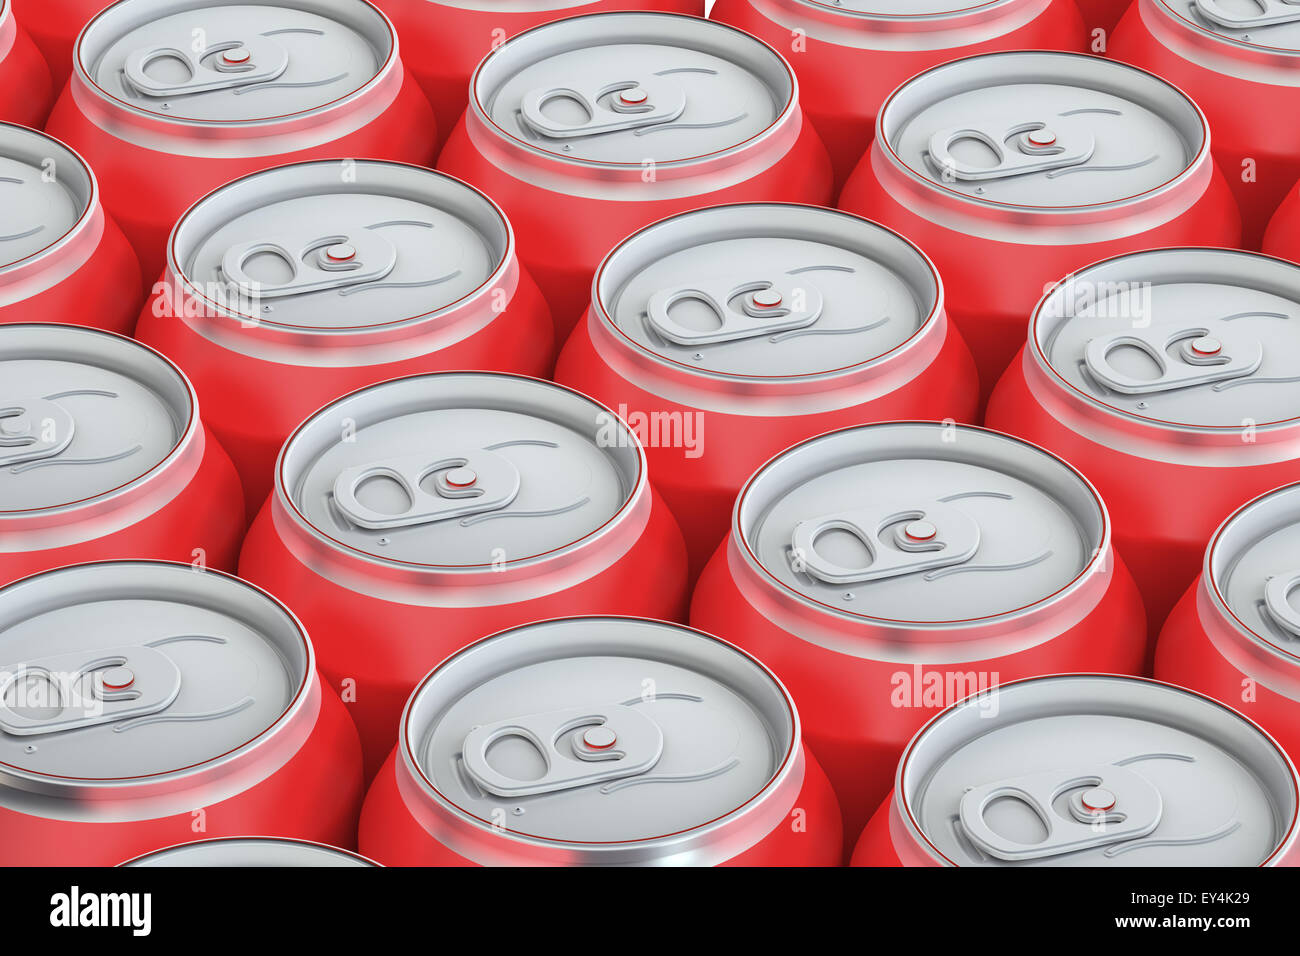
[44,0,438,287]
[358,616,843,866]
[709,0,1088,189]
[1156,481,1300,768]
[1264,176,1300,260]
[986,247,1300,652]
[0,123,141,333]
[238,372,690,780]
[0,324,244,587]
[0,560,364,866]
[852,674,1300,866]
[0,0,54,126]
[437,11,834,344]
[690,421,1147,857]
[555,202,980,580]
[123,836,376,865]
[838,50,1240,397]
[135,159,554,521]
[10,0,107,89]
[1078,0,1133,33]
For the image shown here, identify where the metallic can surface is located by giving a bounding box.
[986,247,1300,650]
[372,0,704,150]
[10,0,107,89]
[122,836,377,865]
[690,421,1147,856]
[1111,0,1300,249]
[0,324,244,587]
[238,372,690,781]
[555,202,980,580]
[135,159,554,520]
[710,0,1088,189]
[0,0,54,127]
[853,674,1300,866]
[838,50,1240,396]
[358,616,843,866]
[1156,482,1300,768]
[45,0,438,288]
[437,12,834,343]
[0,124,141,333]
[0,561,364,866]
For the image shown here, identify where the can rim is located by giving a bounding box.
[788,0,1019,20]
[0,124,100,277]
[119,835,379,865]
[1151,0,1300,56]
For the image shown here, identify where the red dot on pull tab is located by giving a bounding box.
[619,88,648,106]
[1027,130,1056,147]
[751,289,783,309]
[1081,787,1116,813]
[325,243,356,262]
[101,667,135,691]
[583,727,617,750]
[904,520,937,542]
[444,467,477,488]
[1191,336,1222,356]
[222,48,251,65]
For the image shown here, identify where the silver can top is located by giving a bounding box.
[794,0,1021,15]
[1161,0,1300,54]
[0,125,95,272]
[123,837,376,866]
[899,675,1299,866]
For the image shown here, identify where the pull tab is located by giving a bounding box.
[220,229,398,299]
[1083,320,1263,395]
[0,397,75,467]
[1195,0,1300,28]
[958,765,1163,861]
[0,644,182,736]
[123,36,289,97]
[927,118,1095,182]
[790,499,981,585]
[519,75,686,139]
[1264,570,1300,639]
[646,276,824,346]
[461,702,664,797]
[331,447,521,531]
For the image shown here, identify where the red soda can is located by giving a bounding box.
[838,51,1240,396]
[9,0,102,89]
[1077,0,1133,34]
[0,0,54,127]
[372,0,704,151]
[555,202,980,580]
[45,0,438,288]
[690,421,1147,856]
[986,247,1300,650]
[709,0,1089,189]
[0,123,141,333]
[1265,179,1300,259]
[1156,482,1300,766]
[135,159,555,521]
[238,372,690,780]
[359,616,843,866]
[852,674,1300,866]
[437,11,834,343]
[0,560,364,866]
[123,836,377,866]
[0,324,244,587]
[1110,1,1300,249]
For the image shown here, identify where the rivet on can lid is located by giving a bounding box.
[750,289,783,310]
[582,726,617,750]
[222,48,252,65]
[444,467,478,488]
[904,520,938,542]
[1191,336,1223,356]
[100,666,135,690]
[1081,787,1117,813]
[324,243,357,263]
[619,88,649,106]
[1027,129,1057,147]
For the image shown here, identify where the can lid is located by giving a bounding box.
[124,837,375,866]
[279,373,642,567]
[594,204,937,380]
[1169,0,1300,53]
[402,617,797,855]
[172,161,510,330]
[899,675,1299,866]
[77,0,393,124]
[473,12,794,166]
[0,562,310,785]
[800,0,1017,14]
[0,125,94,271]
[0,325,193,514]
[879,52,1207,209]
[1034,248,1300,430]
[735,423,1105,624]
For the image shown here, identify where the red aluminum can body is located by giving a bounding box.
[690,422,1147,857]
[0,562,364,866]
[437,12,834,343]
[1265,182,1300,261]
[0,1,54,127]
[45,0,438,289]
[0,123,141,333]
[9,0,104,88]
[554,203,980,580]
[1077,0,1132,33]
[358,617,843,866]
[135,160,554,520]
[238,373,690,781]
[838,51,1240,397]
[0,324,244,588]
[372,0,703,150]
[709,0,1088,190]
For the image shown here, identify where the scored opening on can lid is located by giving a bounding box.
[735,422,1106,625]
[1033,248,1300,431]
[170,161,511,332]
[400,616,798,861]
[0,561,311,790]
[1158,0,1300,54]
[471,12,795,167]
[0,325,195,516]
[897,675,1299,866]
[0,125,95,273]
[878,51,1208,209]
[278,373,643,568]
[76,0,396,124]
[122,837,376,866]
[593,203,940,381]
